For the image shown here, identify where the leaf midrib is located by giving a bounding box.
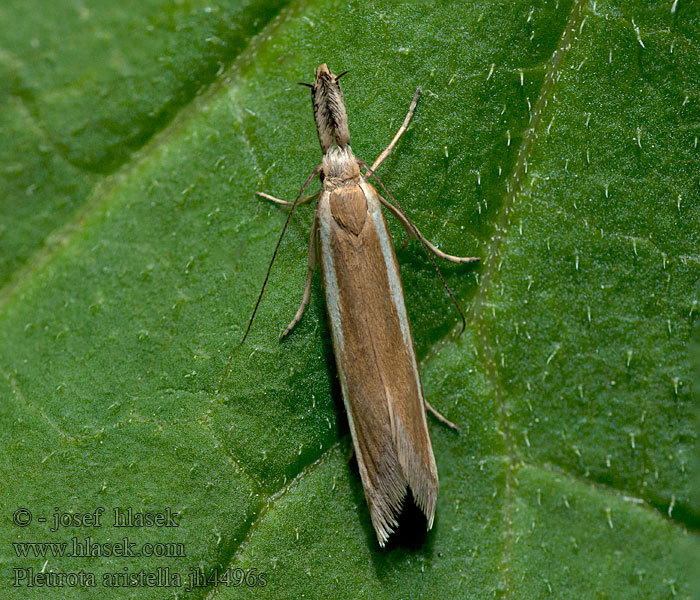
[464,2,589,596]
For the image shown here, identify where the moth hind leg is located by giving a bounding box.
[425,401,460,432]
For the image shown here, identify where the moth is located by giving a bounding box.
[244,64,478,546]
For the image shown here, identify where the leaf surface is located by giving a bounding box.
[1,0,698,598]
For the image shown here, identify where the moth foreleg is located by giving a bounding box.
[378,196,479,264]
[256,190,319,207]
[370,87,421,172]
[280,204,319,340]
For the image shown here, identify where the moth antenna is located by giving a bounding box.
[298,82,314,88]
[240,164,323,345]
[359,160,468,334]
[336,70,350,80]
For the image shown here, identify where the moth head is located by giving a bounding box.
[303,64,351,154]
[312,63,349,86]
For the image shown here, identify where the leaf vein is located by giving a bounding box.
[203,439,343,599]
[464,1,590,596]
[1,368,74,441]
[520,460,700,536]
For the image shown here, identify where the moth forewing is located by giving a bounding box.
[317,175,438,545]
[250,64,479,547]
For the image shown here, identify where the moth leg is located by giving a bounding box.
[345,442,355,462]
[370,87,421,172]
[425,401,460,432]
[378,196,480,264]
[241,164,323,345]
[256,190,319,207]
[280,204,319,340]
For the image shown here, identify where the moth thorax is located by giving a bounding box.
[322,146,360,190]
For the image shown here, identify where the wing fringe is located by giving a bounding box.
[365,399,438,546]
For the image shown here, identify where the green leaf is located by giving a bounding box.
[1,0,698,598]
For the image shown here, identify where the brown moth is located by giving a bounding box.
[246,64,479,546]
